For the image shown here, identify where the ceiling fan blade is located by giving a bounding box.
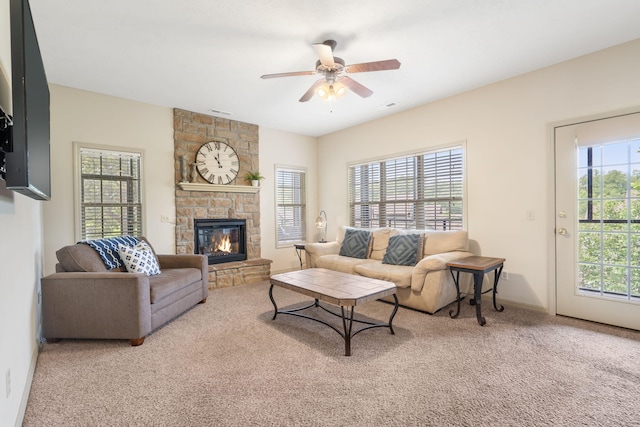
[261,70,316,79]
[340,76,373,98]
[313,42,335,67]
[345,59,401,73]
[299,79,324,102]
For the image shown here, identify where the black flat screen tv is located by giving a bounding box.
[4,0,51,200]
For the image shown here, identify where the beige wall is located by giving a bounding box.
[258,127,318,273]
[43,85,176,274]
[44,87,318,277]
[0,0,44,424]
[317,38,640,311]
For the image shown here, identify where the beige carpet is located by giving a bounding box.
[23,281,640,426]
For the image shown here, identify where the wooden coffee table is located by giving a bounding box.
[269,268,398,356]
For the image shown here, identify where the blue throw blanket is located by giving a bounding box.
[80,236,140,270]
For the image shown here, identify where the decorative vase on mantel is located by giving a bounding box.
[190,163,198,183]
[251,180,259,187]
[179,155,188,183]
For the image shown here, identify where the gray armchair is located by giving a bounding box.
[41,238,208,346]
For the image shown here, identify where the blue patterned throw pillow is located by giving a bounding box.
[81,235,140,270]
[382,234,421,266]
[117,242,161,276]
[339,228,371,259]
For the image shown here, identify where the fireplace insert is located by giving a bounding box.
[194,218,247,264]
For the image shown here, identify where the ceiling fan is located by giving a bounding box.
[260,40,401,102]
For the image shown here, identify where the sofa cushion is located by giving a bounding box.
[382,233,421,266]
[354,262,413,288]
[423,230,468,256]
[316,254,371,275]
[339,228,371,259]
[148,268,202,304]
[118,242,161,276]
[56,244,110,272]
[369,228,393,260]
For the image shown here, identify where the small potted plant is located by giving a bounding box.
[245,171,265,187]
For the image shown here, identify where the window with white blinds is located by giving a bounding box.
[348,146,464,230]
[77,146,143,240]
[276,166,306,246]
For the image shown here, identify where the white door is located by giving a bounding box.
[555,112,640,330]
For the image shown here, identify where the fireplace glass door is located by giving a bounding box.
[194,219,246,264]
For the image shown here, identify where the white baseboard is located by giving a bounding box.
[487,296,548,314]
[14,343,38,427]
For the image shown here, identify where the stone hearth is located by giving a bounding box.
[173,108,271,289]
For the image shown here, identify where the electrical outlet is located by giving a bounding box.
[161,214,170,223]
[501,270,509,281]
[6,369,11,398]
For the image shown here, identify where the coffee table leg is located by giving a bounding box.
[341,306,355,357]
[388,294,399,334]
[268,284,278,320]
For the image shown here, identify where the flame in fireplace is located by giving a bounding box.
[216,234,232,253]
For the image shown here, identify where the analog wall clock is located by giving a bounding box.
[195,141,239,184]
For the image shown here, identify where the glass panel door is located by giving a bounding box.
[555,113,640,330]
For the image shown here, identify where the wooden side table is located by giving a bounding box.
[447,256,505,326]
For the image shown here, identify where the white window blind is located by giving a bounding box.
[79,147,143,240]
[276,167,306,246]
[348,146,464,230]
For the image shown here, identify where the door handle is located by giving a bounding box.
[556,228,568,235]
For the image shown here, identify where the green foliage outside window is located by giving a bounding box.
[577,142,640,298]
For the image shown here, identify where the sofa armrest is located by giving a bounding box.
[40,272,152,340]
[304,241,340,268]
[411,251,474,292]
[157,254,207,272]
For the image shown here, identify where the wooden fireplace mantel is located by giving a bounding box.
[177,182,260,193]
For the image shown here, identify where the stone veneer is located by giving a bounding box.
[173,108,271,289]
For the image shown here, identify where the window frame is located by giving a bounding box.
[347,142,466,231]
[274,164,307,248]
[73,142,146,241]
[577,140,640,299]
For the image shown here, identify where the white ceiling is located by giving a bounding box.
[29,0,640,137]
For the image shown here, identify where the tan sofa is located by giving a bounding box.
[305,226,474,314]
[41,237,208,346]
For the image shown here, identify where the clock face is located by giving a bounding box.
[195,141,240,184]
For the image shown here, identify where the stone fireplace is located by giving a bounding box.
[173,108,271,289]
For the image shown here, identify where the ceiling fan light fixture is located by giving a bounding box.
[334,82,347,98]
[316,82,348,101]
[317,84,329,99]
